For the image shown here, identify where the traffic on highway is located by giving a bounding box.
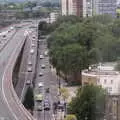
[0,19,66,120]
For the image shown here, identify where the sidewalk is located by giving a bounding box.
[51,67,78,120]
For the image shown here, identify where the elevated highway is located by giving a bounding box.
[0,26,35,120]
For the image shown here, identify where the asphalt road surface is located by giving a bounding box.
[34,37,60,120]
[15,29,37,100]
[0,27,17,51]
[0,25,34,120]
[20,30,38,102]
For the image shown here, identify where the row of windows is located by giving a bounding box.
[98,79,113,84]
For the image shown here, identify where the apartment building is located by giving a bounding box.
[98,0,117,17]
[61,0,87,17]
[86,0,117,17]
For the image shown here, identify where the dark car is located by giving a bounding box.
[44,102,50,111]
[39,36,46,39]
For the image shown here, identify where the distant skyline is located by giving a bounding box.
[0,0,59,3]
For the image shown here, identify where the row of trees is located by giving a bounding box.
[42,15,120,83]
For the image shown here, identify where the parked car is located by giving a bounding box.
[41,64,45,69]
[39,36,46,39]
[44,50,48,56]
[38,82,44,88]
[44,102,50,111]
[37,104,43,111]
[27,67,32,72]
[35,94,43,102]
[40,55,44,59]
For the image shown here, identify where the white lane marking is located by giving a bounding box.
[2,38,20,120]
[2,32,34,120]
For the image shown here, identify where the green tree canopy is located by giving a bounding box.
[23,87,34,111]
[64,114,77,120]
[68,85,105,120]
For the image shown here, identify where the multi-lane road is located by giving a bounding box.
[0,24,35,120]
[0,21,66,120]
[33,36,62,120]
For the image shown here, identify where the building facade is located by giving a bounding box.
[86,0,117,17]
[82,63,120,120]
[97,0,117,17]
[49,12,59,23]
[61,0,87,17]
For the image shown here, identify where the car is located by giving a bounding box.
[35,94,43,102]
[38,82,44,87]
[10,26,14,30]
[40,55,44,59]
[44,50,48,56]
[57,101,65,111]
[41,64,45,69]
[44,96,50,103]
[39,72,43,77]
[28,61,32,66]
[26,80,31,85]
[46,88,50,93]
[3,35,6,38]
[32,38,36,41]
[37,104,43,111]
[30,49,34,54]
[44,102,50,111]
[39,36,46,39]
[29,26,37,29]
[27,67,32,72]
[32,35,36,39]
[39,40,43,42]
[31,44,35,47]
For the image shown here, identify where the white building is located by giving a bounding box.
[82,63,120,95]
[61,0,74,15]
[49,12,59,23]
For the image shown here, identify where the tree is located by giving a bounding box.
[115,61,120,71]
[23,87,34,111]
[111,19,120,38]
[25,1,36,12]
[47,15,120,84]
[64,114,77,120]
[89,14,113,25]
[68,85,105,120]
[49,44,88,83]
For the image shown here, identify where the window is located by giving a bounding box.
[104,79,107,84]
[97,79,100,83]
[111,80,113,84]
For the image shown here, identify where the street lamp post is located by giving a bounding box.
[57,71,61,96]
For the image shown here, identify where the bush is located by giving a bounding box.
[64,114,77,120]
[23,87,34,111]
